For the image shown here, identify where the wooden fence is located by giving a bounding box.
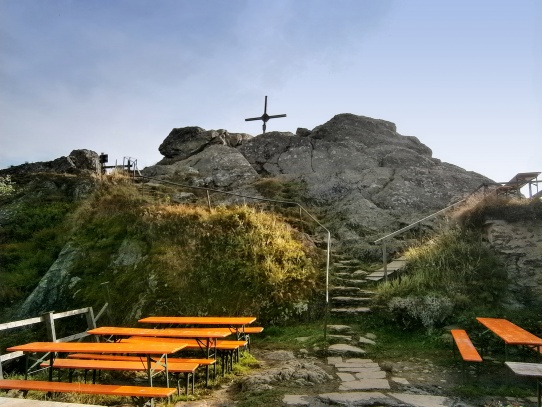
[0,304,107,378]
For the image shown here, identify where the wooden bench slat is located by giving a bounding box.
[68,353,216,365]
[122,336,246,350]
[121,337,200,347]
[451,329,483,362]
[217,340,248,347]
[243,327,264,334]
[0,379,175,398]
[41,358,199,373]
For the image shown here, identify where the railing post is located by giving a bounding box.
[43,311,57,342]
[206,190,212,212]
[324,231,331,342]
[85,307,98,342]
[383,242,388,282]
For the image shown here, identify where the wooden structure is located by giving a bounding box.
[245,96,286,134]
[476,317,542,359]
[505,362,542,407]
[495,172,540,198]
[451,329,483,362]
[0,379,175,406]
[0,306,106,379]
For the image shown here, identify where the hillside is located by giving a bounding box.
[1,113,540,327]
[0,177,322,324]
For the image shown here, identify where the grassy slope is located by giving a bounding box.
[25,179,323,325]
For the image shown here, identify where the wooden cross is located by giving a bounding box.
[245,96,287,134]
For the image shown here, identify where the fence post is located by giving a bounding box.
[43,311,57,342]
[383,242,388,282]
[206,190,212,212]
[85,307,98,342]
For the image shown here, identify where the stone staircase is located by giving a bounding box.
[329,256,374,317]
[365,256,407,282]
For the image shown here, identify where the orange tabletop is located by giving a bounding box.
[7,341,186,354]
[477,318,542,346]
[88,326,232,339]
[138,316,256,326]
[8,341,186,384]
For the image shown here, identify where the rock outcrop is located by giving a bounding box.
[485,219,542,307]
[144,113,492,255]
[0,149,100,176]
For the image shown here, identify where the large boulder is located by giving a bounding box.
[146,114,492,256]
[0,149,100,176]
[143,144,259,189]
[236,114,490,253]
[485,219,542,307]
[157,127,252,164]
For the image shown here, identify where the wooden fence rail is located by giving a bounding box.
[0,304,107,378]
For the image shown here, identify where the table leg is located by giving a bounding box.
[537,378,540,407]
[206,338,210,385]
[147,355,152,387]
[24,354,29,380]
[48,353,54,382]
[164,354,169,389]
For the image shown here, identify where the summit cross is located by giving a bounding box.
[244,96,287,134]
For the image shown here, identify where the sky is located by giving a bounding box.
[1,0,540,186]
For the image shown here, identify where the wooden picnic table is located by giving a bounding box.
[88,326,232,384]
[7,341,185,387]
[138,316,256,326]
[476,317,542,359]
[505,362,542,407]
[88,326,232,342]
[138,316,257,340]
[88,326,231,358]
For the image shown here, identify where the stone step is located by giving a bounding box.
[330,307,371,315]
[366,256,408,282]
[337,259,362,266]
[329,286,362,295]
[351,270,368,277]
[331,296,372,305]
[333,277,367,287]
[333,271,368,279]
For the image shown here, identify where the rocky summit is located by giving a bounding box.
[1,113,493,256]
[142,114,491,255]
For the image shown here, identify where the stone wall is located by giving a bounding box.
[484,219,542,308]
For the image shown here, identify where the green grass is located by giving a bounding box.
[46,180,324,326]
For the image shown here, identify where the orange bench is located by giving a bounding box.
[0,379,175,406]
[240,326,263,351]
[451,329,483,362]
[243,327,264,334]
[68,353,216,386]
[68,352,216,366]
[121,337,248,375]
[451,329,482,381]
[40,358,198,395]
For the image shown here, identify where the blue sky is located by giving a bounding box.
[1,0,540,185]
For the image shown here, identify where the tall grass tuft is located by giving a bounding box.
[374,227,507,320]
[64,181,322,325]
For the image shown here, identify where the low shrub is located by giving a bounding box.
[388,295,453,332]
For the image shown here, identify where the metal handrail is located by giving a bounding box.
[374,199,466,244]
[133,172,332,340]
[373,199,467,281]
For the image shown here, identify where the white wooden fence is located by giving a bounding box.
[0,304,107,378]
